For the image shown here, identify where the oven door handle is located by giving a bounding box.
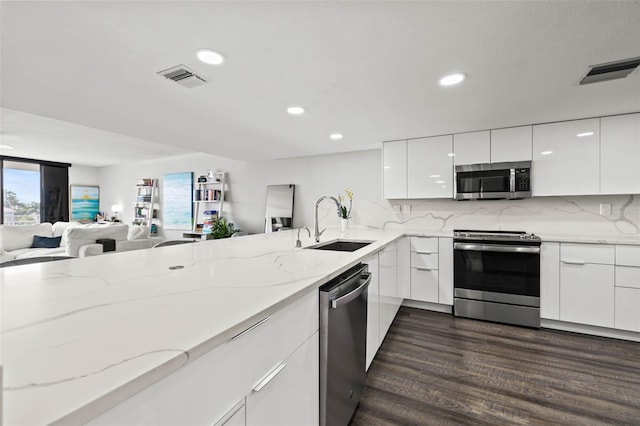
[454,242,540,254]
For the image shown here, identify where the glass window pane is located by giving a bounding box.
[3,161,41,225]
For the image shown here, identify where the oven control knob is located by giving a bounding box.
[520,234,526,239]
[530,234,537,239]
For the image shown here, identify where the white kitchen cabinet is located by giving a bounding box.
[407,135,454,198]
[540,242,560,320]
[559,243,615,328]
[397,236,411,299]
[615,287,640,332]
[616,245,640,267]
[379,242,399,339]
[438,238,454,305]
[214,400,245,426]
[600,113,640,195]
[246,331,319,426]
[88,290,319,426]
[363,253,380,371]
[383,140,407,199]
[453,131,490,165]
[532,118,600,196]
[490,126,532,163]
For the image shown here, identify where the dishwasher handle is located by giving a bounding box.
[331,273,371,309]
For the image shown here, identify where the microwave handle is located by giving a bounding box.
[509,168,516,193]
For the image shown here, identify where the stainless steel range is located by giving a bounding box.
[453,230,541,328]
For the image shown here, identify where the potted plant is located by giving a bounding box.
[206,217,240,239]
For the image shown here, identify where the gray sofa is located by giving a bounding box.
[0,222,162,264]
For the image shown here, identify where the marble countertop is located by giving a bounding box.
[1,228,403,425]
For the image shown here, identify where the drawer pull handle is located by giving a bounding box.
[414,267,433,271]
[231,316,270,340]
[562,260,585,265]
[415,251,434,255]
[253,362,287,392]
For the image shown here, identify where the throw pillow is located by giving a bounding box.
[31,235,62,249]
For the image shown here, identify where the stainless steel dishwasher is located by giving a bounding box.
[319,263,371,426]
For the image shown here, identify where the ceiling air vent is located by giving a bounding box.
[157,64,207,88]
[580,56,640,85]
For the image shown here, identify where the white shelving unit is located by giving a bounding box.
[192,172,227,233]
[132,178,158,237]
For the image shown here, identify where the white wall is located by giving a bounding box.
[98,149,640,241]
[69,165,99,186]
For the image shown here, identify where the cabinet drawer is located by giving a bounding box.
[411,268,439,303]
[561,243,614,265]
[615,287,640,332]
[615,266,640,289]
[616,245,640,267]
[410,237,438,254]
[411,252,439,270]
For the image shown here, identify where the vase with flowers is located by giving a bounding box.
[338,188,353,232]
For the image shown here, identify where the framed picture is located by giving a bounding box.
[70,185,100,222]
[163,172,193,230]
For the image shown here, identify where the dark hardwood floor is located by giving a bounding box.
[350,307,640,425]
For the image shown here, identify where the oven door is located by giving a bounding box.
[453,242,540,306]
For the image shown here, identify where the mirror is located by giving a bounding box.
[264,184,295,233]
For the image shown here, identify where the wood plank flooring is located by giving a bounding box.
[350,307,640,425]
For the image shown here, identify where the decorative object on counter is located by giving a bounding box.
[163,172,193,230]
[206,217,240,239]
[70,185,100,223]
[338,188,353,233]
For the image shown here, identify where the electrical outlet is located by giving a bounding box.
[393,205,401,215]
[402,204,411,214]
[599,203,612,216]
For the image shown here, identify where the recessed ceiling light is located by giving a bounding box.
[576,131,594,137]
[439,73,467,86]
[541,150,554,155]
[330,133,343,140]
[287,106,305,115]
[0,144,14,150]
[197,49,225,65]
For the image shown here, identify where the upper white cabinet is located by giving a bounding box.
[532,118,600,196]
[490,126,532,163]
[600,113,640,195]
[453,131,490,165]
[383,140,407,199]
[407,135,454,198]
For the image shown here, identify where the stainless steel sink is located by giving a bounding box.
[305,239,373,252]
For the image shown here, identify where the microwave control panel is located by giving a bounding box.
[515,168,530,191]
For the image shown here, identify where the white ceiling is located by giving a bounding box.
[1,1,640,167]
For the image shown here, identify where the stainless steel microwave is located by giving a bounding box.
[455,161,532,200]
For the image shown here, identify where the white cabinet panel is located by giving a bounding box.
[615,287,640,332]
[379,243,399,339]
[453,131,490,165]
[397,236,411,299]
[383,140,407,199]
[616,266,640,289]
[246,331,319,426]
[410,252,439,270]
[214,400,245,426]
[560,243,614,265]
[410,236,438,253]
[532,118,600,196]
[364,253,380,370]
[616,245,640,267]
[541,242,560,320]
[410,268,439,303]
[407,135,454,198]
[438,238,453,305]
[490,126,532,163]
[560,262,614,328]
[601,113,640,194]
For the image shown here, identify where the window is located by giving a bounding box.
[1,157,70,225]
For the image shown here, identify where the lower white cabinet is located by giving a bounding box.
[379,241,400,339]
[409,237,453,305]
[560,262,614,328]
[363,253,380,370]
[87,290,319,426]
[214,400,246,426]
[615,287,640,332]
[540,242,560,320]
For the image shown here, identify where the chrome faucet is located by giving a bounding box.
[296,226,311,248]
[314,196,342,242]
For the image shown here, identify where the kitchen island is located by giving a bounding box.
[1,228,403,425]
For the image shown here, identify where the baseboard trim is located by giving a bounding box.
[402,299,453,314]
[541,319,640,342]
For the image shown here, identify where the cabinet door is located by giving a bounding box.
[364,254,380,370]
[407,135,453,198]
[410,268,439,303]
[438,238,454,305]
[453,131,490,165]
[560,262,614,328]
[532,118,600,196]
[396,236,411,299]
[383,141,407,199]
[615,287,640,332]
[214,400,245,426]
[601,113,640,194]
[490,126,532,163]
[540,242,560,320]
[246,331,319,426]
[378,243,398,339]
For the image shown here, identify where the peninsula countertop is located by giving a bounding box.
[1,228,403,425]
